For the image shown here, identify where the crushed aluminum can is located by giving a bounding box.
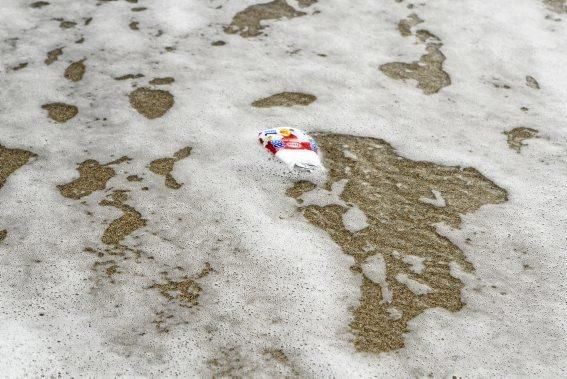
[258,127,323,171]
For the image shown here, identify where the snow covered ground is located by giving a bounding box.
[1,0,566,376]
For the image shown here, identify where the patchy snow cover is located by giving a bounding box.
[1,0,566,377]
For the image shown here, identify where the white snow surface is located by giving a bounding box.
[362,253,393,304]
[395,273,434,296]
[341,205,369,233]
[1,0,567,377]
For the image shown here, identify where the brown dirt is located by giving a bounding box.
[224,0,305,38]
[211,40,226,46]
[11,62,28,71]
[504,127,539,152]
[149,77,175,85]
[30,1,49,8]
[131,7,147,11]
[152,263,211,307]
[297,0,318,8]
[287,133,507,353]
[129,87,174,119]
[382,14,450,94]
[126,174,143,182]
[44,47,63,65]
[59,20,77,29]
[544,0,566,13]
[129,21,139,30]
[252,92,316,107]
[149,146,191,189]
[64,59,86,82]
[57,156,130,199]
[0,145,37,190]
[526,75,540,89]
[41,103,78,123]
[99,190,146,245]
[380,44,450,95]
[397,13,423,36]
[115,73,144,80]
[0,145,35,242]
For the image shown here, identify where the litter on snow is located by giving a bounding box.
[258,127,324,171]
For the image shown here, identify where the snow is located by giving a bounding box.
[341,205,369,233]
[395,273,434,296]
[362,254,393,304]
[419,189,446,207]
[1,0,566,376]
[402,254,426,274]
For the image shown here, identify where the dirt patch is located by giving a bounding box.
[58,156,130,199]
[149,147,191,189]
[99,190,146,245]
[131,7,147,11]
[297,0,318,7]
[504,127,539,152]
[30,1,49,8]
[252,92,316,107]
[0,145,36,190]
[64,59,86,82]
[115,73,144,80]
[126,174,143,182]
[41,103,78,123]
[44,47,63,65]
[129,21,139,30]
[11,62,28,71]
[380,44,450,94]
[381,14,450,94]
[526,75,540,89]
[152,263,211,307]
[544,0,566,13]
[287,133,507,353]
[211,40,226,46]
[149,77,175,85]
[58,20,77,29]
[397,13,423,36]
[0,145,35,242]
[129,87,174,119]
[224,0,305,38]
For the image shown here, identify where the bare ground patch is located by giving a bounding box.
[45,47,63,65]
[57,156,130,199]
[99,190,147,245]
[41,103,78,123]
[252,92,316,107]
[129,87,174,119]
[287,133,507,353]
[149,147,191,189]
[381,14,450,94]
[504,127,539,152]
[224,0,305,38]
[64,59,86,82]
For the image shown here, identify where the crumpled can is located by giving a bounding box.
[258,127,323,171]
